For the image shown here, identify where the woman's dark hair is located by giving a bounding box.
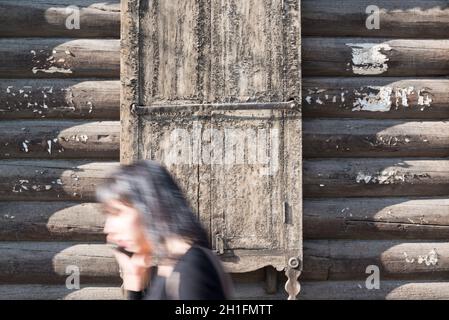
[96,160,210,261]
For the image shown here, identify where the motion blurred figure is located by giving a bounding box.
[96,160,233,300]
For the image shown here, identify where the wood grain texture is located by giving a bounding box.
[303,38,449,77]
[0,242,119,284]
[128,0,302,274]
[0,202,105,241]
[0,120,119,159]
[3,198,449,241]
[5,281,449,300]
[2,241,449,283]
[304,198,449,240]
[0,39,119,78]
[0,0,120,38]
[0,284,123,300]
[303,78,449,119]
[0,80,119,119]
[119,0,139,164]
[304,158,449,198]
[302,0,449,38]
[139,0,301,104]
[303,240,449,281]
[0,160,119,201]
[299,280,449,300]
[303,119,449,158]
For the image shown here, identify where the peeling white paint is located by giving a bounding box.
[356,172,373,184]
[356,170,430,185]
[305,96,312,104]
[417,249,438,266]
[403,252,415,264]
[32,66,73,74]
[346,43,392,75]
[394,87,414,107]
[352,86,393,112]
[47,140,52,154]
[22,141,29,153]
[417,89,433,107]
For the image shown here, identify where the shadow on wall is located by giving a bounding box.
[1,0,449,300]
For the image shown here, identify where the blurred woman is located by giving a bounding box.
[96,160,233,300]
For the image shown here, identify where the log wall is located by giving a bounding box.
[1,0,449,300]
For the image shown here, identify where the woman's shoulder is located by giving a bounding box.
[177,245,217,269]
[170,245,227,299]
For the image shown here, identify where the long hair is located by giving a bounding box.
[96,160,210,262]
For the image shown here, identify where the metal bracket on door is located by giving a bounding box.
[285,257,302,300]
[131,101,300,115]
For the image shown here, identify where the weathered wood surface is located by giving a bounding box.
[299,281,449,300]
[138,0,301,105]
[0,1,120,38]
[303,78,449,119]
[304,159,449,198]
[0,160,119,201]
[0,120,119,158]
[0,39,119,78]
[5,280,449,300]
[0,242,120,284]
[0,285,123,300]
[302,0,449,38]
[304,198,449,240]
[303,240,449,281]
[3,198,449,241]
[0,202,105,241]
[303,38,449,77]
[0,80,119,119]
[304,119,449,158]
[120,0,139,164]
[2,241,449,283]
[5,281,449,300]
[129,0,302,274]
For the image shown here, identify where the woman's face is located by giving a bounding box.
[102,199,152,254]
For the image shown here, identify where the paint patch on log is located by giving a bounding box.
[355,170,431,185]
[352,86,392,112]
[350,86,433,112]
[346,43,392,75]
[404,249,438,266]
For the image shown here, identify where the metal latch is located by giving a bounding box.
[215,234,225,255]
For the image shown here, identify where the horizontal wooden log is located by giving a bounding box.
[5,281,449,300]
[304,158,449,198]
[0,242,120,284]
[0,202,105,241]
[3,197,449,241]
[0,120,119,158]
[302,0,449,38]
[303,38,449,77]
[303,240,449,281]
[0,284,123,300]
[2,159,448,200]
[304,198,449,240]
[0,1,120,38]
[304,119,449,158]
[2,241,449,283]
[0,39,119,78]
[303,78,449,119]
[0,79,119,119]
[299,281,449,300]
[0,160,119,201]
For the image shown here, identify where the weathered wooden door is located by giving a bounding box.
[121,0,302,299]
